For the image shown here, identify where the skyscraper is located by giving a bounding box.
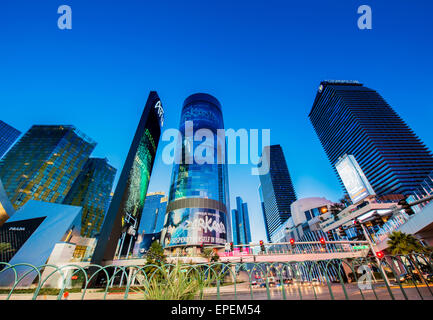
[91,91,164,263]
[258,145,297,241]
[62,157,117,237]
[309,80,433,197]
[132,192,167,256]
[0,120,21,159]
[137,192,168,234]
[161,93,230,248]
[0,125,96,209]
[231,196,251,245]
[258,184,271,242]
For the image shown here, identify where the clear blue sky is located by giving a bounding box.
[1,1,433,242]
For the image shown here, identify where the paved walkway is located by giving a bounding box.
[1,283,432,300]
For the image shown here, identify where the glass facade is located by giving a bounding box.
[309,81,433,197]
[62,158,116,237]
[161,93,230,248]
[0,125,96,209]
[133,231,162,257]
[91,91,163,263]
[231,196,252,245]
[0,120,21,159]
[258,184,271,242]
[258,145,297,240]
[137,192,168,234]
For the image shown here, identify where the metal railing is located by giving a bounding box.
[1,253,433,300]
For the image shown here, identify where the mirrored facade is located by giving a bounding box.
[0,125,96,209]
[258,145,297,241]
[309,81,433,197]
[232,196,251,245]
[62,157,116,237]
[0,120,21,159]
[161,93,230,248]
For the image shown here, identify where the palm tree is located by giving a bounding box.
[387,231,426,255]
[387,231,428,283]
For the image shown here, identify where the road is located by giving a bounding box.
[1,282,432,300]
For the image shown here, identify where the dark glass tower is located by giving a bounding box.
[91,91,164,263]
[309,81,433,197]
[0,121,21,159]
[258,145,297,241]
[0,125,96,209]
[231,196,251,245]
[62,158,116,237]
[161,93,230,248]
[258,184,271,242]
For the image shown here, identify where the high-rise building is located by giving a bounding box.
[258,144,297,241]
[62,158,116,237]
[0,120,21,159]
[309,80,433,197]
[258,184,271,242]
[231,196,251,245]
[137,192,168,234]
[161,93,230,248]
[0,125,96,209]
[91,91,164,263]
[132,192,167,256]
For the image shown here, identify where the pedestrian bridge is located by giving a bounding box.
[374,200,433,252]
[104,241,370,266]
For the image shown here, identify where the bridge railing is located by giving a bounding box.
[118,241,370,260]
[372,213,410,244]
[1,253,433,300]
[259,241,369,256]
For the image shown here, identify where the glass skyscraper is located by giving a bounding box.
[309,80,433,197]
[0,120,21,159]
[62,157,116,237]
[231,196,251,245]
[258,144,297,241]
[258,184,271,242]
[137,192,168,234]
[0,125,96,209]
[161,93,230,248]
[132,192,167,256]
[91,91,164,263]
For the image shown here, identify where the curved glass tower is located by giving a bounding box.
[161,93,230,248]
